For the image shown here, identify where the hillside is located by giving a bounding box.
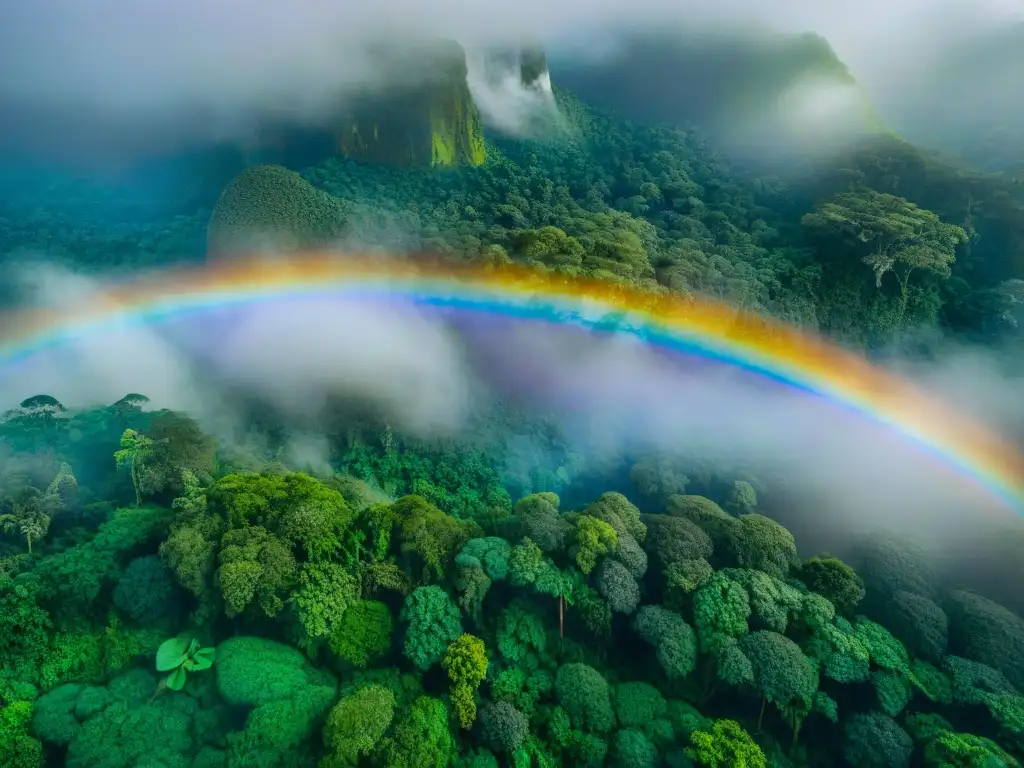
[552,29,885,156]
[2,81,1023,348]
[872,21,1024,175]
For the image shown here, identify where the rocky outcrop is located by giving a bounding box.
[337,40,486,168]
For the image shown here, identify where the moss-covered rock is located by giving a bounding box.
[206,164,347,256]
[337,40,486,168]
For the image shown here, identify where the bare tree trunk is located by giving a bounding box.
[131,455,142,506]
[896,269,914,328]
[558,595,565,638]
[758,698,766,731]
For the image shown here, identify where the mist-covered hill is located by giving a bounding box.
[869,21,1024,175]
[550,28,884,158]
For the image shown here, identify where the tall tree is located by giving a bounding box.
[802,188,968,326]
[114,428,154,506]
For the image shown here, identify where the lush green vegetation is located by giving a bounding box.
[1,54,1024,766]
[3,88,1023,348]
[1,390,1023,767]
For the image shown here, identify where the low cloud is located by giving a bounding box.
[0,0,1017,157]
[1,255,1021,569]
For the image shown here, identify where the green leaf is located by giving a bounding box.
[193,646,216,664]
[156,637,190,672]
[189,654,213,671]
[166,666,187,691]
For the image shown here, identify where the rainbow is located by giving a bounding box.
[2,252,1023,514]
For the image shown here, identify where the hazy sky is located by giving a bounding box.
[0,0,1018,145]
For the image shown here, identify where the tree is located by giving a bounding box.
[796,555,865,615]
[292,561,358,641]
[394,495,471,584]
[509,226,585,273]
[0,487,54,554]
[725,514,797,579]
[725,480,757,515]
[379,695,455,767]
[596,559,641,614]
[571,515,617,575]
[642,514,713,571]
[632,605,697,679]
[112,555,178,625]
[611,729,657,768]
[843,711,913,768]
[479,700,530,753]
[113,428,154,506]
[740,631,819,741]
[515,492,571,554]
[217,526,297,619]
[328,600,393,668]
[442,634,488,728]
[629,456,689,502]
[137,412,216,497]
[400,585,463,671]
[946,590,1024,690]
[882,590,948,663]
[665,494,737,545]
[802,188,968,326]
[693,571,751,654]
[555,663,615,734]
[686,719,766,768]
[613,682,667,729]
[322,685,395,766]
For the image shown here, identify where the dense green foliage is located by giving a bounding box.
[1,44,1023,767]
[206,164,348,256]
[0,389,1020,766]
[3,85,1023,349]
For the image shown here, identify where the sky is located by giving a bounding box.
[0,0,1019,153]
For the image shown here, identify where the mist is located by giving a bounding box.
[0,0,1019,160]
[1,257,1022,566]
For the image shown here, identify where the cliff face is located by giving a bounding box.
[338,40,486,168]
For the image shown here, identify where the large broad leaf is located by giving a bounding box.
[166,666,187,691]
[189,654,213,672]
[156,637,191,672]
[193,647,216,664]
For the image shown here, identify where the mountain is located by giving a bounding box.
[245,40,493,170]
[335,39,487,168]
[551,28,885,156]
[871,21,1024,176]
